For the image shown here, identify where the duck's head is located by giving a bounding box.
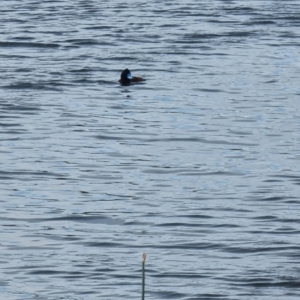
[120,68,132,85]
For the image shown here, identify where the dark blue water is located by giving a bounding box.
[1,1,300,299]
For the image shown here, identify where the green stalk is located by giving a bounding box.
[142,253,147,300]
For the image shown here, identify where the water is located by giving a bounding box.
[1,1,300,299]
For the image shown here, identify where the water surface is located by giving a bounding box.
[1,1,300,299]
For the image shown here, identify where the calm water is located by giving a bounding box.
[1,1,300,299]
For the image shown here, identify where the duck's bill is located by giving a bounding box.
[127,73,132,79]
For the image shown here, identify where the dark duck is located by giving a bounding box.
[118,68,145,85]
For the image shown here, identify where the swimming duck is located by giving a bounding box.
[118,68,145,85]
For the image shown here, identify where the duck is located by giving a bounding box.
[118,68,145,85]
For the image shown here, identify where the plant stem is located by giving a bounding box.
[142,253,146,300]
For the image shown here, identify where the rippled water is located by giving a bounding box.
[1,1,300,299]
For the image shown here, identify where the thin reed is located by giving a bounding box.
[142,253,147,300]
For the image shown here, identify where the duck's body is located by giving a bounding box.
[118,68,145,85]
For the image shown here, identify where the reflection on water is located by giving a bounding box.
[1,1,300,299]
